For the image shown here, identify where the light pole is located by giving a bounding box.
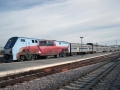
[115,40,117,51]
[116,40,117,45]
[80,37,83,57]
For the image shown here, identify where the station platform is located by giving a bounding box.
[0,52,112,77]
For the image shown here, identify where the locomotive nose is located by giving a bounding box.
[4,54,10,59]
[4,54,13,63]
[4,48,12,55]
[4,49,13,62]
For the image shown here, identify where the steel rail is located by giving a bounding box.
[83,60,119,90]
[0,53,119,88]
[50,59,119,90]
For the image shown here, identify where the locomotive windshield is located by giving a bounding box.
[4,37,18,49]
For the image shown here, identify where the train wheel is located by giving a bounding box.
[35,55,38,59]
[59,50,65,57]
[31,55,35,60]
[59,53,62,57]
[21,55,25,61]
[54,55,57,58]
[18,58,22,62]
[45,56,49,59]
[18,55,24,62]
[54,54,59,58]
[27,55,31,60]
[63,53,66,57]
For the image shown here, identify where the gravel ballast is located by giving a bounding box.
[0,60,117,90]
[93,61,120,90]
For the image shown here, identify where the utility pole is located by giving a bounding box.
[80,37,83,57]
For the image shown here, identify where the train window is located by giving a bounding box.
[48,41,54,46]
[32,40,34,43]
[59,42,61,44]
[21,39,25,42]
[40,41,47,46]
[35,40,38,43]
[9,39,16,43]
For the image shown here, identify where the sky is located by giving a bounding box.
[0,0,120,47]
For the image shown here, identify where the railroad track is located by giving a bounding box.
[51,58,120,90]
[0,53,120,88]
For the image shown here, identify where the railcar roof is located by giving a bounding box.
[11,36,45,40]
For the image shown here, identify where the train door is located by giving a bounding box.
[89,45,92,53]
[39,41,47,56]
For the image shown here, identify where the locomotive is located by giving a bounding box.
[3,37,120,63]
[4,37,70,62]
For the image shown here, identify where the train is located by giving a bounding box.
[3,37,120,63]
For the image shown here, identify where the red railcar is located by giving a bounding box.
[16,40,70,61]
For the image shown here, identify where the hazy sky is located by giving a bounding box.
[0,0,120,47]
